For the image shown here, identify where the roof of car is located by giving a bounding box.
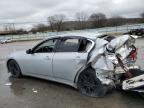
[48,32,103,40]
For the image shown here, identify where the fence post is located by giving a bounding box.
[27,32,29,41]
[116,26,117,33]
[127,25,129,32]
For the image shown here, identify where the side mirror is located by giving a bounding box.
[26,49,33,54]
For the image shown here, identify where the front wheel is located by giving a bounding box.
[77,68,107,97]
[7,60,22,78]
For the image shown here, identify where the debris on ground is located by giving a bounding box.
[32,88,38,93]
[4,82,12,86]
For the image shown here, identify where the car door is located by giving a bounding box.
[23,38,59,78]
[53,37,93,82]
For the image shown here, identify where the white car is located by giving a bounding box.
[0,38,12,44]
[7,33,144,97]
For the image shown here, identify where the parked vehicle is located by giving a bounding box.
[7,33,144,97]
[0,38,12,44]
[125,28,144,37]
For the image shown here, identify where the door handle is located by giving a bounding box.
[73,56,80,61]
[75,56,80,59]
[45,56,50,60]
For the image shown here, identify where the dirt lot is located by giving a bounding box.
[0,39,144,108]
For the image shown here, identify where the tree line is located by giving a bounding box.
[31,12,144,33]
[1,12,144,35]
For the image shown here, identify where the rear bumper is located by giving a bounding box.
[122,74,144,92]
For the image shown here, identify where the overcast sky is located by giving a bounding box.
[0,0,144,24]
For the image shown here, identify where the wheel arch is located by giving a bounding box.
[74,64,94,87]
[7,58,21,73]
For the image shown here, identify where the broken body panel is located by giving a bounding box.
[89,35,144,93]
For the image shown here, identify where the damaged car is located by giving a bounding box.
[6,33,144,97]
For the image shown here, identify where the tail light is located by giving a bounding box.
[129,48,138,61]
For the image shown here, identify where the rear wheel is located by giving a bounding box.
[139,92,144,98]
[7,60,22,78]
[77,68,107,97]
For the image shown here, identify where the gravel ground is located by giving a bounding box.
[0,39,144,108]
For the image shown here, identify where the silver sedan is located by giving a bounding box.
[6,33,139,97]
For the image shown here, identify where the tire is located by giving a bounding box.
[139,93,144,98]
[7,60,22,78]
[77,68,107,97]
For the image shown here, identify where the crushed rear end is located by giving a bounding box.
[88,34,144,96]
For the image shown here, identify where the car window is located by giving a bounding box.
[78,39,92,52]
[34,39,58,53]
[57,38,92,52]
[57,38,80,52]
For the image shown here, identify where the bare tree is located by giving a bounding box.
[35,24,48,32]
[75,12,88,29]
[89,13,106,21]
[30,24,48,33]
[48,16,55,32]
[109,16,125,26]
[4,25,8,32]
[3,23,15,34]
[141,12,144,18]
[16,28,27,34]
[89,13,107,27]
[48,14,66,32]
